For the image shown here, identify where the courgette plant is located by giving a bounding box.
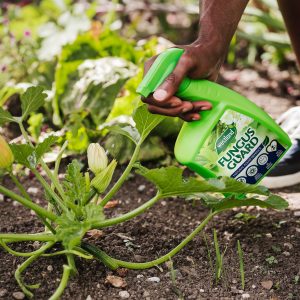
[0,87,288,299]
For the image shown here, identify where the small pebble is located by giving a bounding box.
[0,289,7,297]
[294,211,300,217]
[265,233,272,238]
[96,284,100,288]
[27,187,38,195]
[137,185,146,192]
[137,274,144,279]
[232,279,237,284]
[296,228,300,233]
[12,292,25,300]
[143,291,150,297]
[252,285,256,289]
[199,289,204,293]
[242,293,250,299]
[86,296,92,300]
[119,291,130,299]
[0,194,4,202]
[47,265,53,272]
[146,277,160,283]
[284,242,293,250]
[282,251,290,257]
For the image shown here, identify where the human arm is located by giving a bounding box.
[142,0,249,121]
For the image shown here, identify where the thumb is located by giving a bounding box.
[153,53,192,102]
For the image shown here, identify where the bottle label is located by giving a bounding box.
[195,109,287,184]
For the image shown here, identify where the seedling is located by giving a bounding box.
[0,87,288,298]
[266,255,278,265]
[237,240,245,290]
[213,229,227,283]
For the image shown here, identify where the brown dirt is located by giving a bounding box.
[0,169,300,300]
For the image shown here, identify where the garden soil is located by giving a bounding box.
[1,66,300,300]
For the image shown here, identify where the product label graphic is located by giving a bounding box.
[195,110,287,184]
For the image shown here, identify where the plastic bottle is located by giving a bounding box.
[137,48,291,184]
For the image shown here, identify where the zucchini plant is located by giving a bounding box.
[0,86,288,299]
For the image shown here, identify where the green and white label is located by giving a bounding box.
[195,110,287,184]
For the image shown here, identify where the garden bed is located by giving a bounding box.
[0,168,300,300]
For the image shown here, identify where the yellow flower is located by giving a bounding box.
[87,143,108,174]
[0,135,14,169]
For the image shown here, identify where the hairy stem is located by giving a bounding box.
[49,265,71,300]
[93,193,161,228]
[86,211,218,270]
[0,233,56,242]
[101,143,141,207]
[0,185,56,221]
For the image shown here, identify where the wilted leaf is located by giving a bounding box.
[105,275,127,288]
[104,200,119,209]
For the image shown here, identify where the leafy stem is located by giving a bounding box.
[49,265,72,300]
[100,141,141,207]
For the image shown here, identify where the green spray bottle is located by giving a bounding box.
[137,48,292,184]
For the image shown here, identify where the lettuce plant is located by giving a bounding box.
[0,87,288,299]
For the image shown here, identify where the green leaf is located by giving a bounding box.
[35,135,58,160]
[211,194,288,212]
[137,166,268,198]
[21,86,47,119]
[107,125,140,144]
[56,211,90,249]
[133,105,165,142]
[63,160,88,205]
[0,108,16,125]
[9,144,36,168]
[83,203,105,225]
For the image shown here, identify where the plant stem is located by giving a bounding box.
[0,233,56,242]
[49,265,71,300]
[87,211,218,270]
[100,142,141,207]
[19,121,68,207]
[9,173,31,201]
[0,240,55,257]
[93,193,161,228]
[15,242,54,298]
[40,160,67,201]
[0,184,56,221]
[31,169,68,213]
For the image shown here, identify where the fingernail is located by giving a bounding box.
[192,115,200,120]
[182,107,190,113]
[153,89,167,101]
[201,106,212,111]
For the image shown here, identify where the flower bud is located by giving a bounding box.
[0,135,14,169]
[87,143,108,174]
[91,160,117,194]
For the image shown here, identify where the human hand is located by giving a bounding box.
[142,42,226,121]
